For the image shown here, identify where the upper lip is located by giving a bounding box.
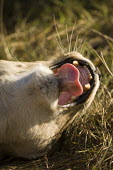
[50,57,98,106]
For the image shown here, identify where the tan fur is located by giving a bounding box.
[0,52,100,159]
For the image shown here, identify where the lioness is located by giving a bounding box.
[0,51,100,159]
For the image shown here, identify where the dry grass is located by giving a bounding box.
[0,0,113,169]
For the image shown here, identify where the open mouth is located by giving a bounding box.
[50,57,95,107]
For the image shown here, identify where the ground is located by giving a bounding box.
[0,0,113,169]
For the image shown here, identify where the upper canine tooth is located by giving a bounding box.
[84,83,91,90]
[73,61,79,66]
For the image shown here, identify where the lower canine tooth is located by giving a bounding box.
[84,83,91,90]
[73,61,79,66]
[89,75,92,80]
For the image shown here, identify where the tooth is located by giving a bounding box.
[59,108,64,112]
[84,83,91,90]
[73,61,79,66]
[71,96,76,100]
[83,65,87,69]
[89,75,92,80]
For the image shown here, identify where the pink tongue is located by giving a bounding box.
[57,63,83,105]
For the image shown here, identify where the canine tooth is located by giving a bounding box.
[89,75,92,80]
[84,83,91,90]
[73,61,79,66]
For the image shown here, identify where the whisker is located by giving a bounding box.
[66,24,70,53]
[94,49,113,77]
[79,30,90,53]
[53,15,65,55]
[54,35,65,55]
[73,31,80,52]
[69,20,76,53]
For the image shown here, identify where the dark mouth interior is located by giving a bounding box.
[50,57,95,107]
